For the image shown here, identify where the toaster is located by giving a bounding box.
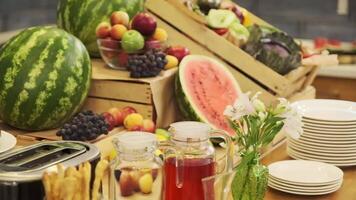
[0,141,100,200]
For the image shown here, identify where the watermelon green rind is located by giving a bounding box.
[0,26,91,131]
[57,0,145,57]
[175,55,242,134]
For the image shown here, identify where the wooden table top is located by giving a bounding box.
[262,142,356,200]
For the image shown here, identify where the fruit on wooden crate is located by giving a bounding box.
[111,11,130,27]
[152,28,168,42]
[57,0,144,57]
[124,113,144,131]
[220,1,245,24]
[227,21,249,46]
[96,22,112,38]
[0,26,91,131]
[102,112,117,131]
[111,24,128,40]
[126,49,167,78]
[206,9,236,29]
[243,25,302,75]
[121,30,145,53]
[56,110,109,141]
[95,10,175,74]
[142,119,156,133]
[166,46,190,62]
[131,13,157,36]
[164,55,179,70]
[175,55,242,136]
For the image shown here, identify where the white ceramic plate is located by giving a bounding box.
[268,160,343,184]
[268,176,342,190]
[287,139,356,153]
[288,136,356,148]
[302,131,356,140]
[303,127,356,135]
[0,131,16,154]
[299,135,356,145]
[287,141,356,155]
[287,146,356,160]
[302,117,356,125]
[303,125,356,133]
[287,149,356,166]
[292,99,356,122]
[302,120,356,128]
[268,181,341,195]
[302,122,356,130]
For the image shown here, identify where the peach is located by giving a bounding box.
[152,27,168,42]
[108,107,124,126]
[110,24,127,40]
[111,11,130,26]
[124,113,144,130]
[96,22,111,38]
[142,119,155,133]
[119,170,135,196]
[121,106,137,120]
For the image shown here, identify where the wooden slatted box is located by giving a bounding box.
[146,0,319,99]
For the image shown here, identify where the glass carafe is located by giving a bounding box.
[110,132,163,200]
[162,121,233,200]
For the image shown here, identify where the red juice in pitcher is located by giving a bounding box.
[164,157,216,200]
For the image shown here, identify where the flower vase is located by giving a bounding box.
[231,151,268,200]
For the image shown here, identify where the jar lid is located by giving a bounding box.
[169,121,211,141]
[113,131,157,153]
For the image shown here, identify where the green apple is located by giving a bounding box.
[121,30,145,53]
[207,9,236,29]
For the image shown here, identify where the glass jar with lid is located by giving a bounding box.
[110,132,163,200]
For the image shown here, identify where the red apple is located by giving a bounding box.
[131,13,157,36]
[118,51,129,67]
[166,46,190,62]
[102,112,116,131]
[213,28,229,36]
[108,107,125,126]
[96,22,111,38]
[111,11,130,26]
[142,119,155,133]
[121,106,137,120]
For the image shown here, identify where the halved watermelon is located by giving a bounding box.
[175,55,242,136]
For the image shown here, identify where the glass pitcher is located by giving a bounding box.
[162,121,233,200]
[110,132,163,200]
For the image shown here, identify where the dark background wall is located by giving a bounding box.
[0,0,355,41]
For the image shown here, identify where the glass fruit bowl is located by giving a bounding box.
[97,38,167,70]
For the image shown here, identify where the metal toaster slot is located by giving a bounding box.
[0,143,87,172]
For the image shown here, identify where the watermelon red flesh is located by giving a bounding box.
[57,0,144,57]
[176,55,242,136]
[0,26,91,131]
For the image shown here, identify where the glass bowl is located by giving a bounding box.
[97,38,167,70]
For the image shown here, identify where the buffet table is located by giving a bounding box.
[262,142,356,200]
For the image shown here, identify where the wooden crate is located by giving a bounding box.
[83,59,180,128]
[146,0,319,99]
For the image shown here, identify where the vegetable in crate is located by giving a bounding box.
[243,25,302,75]
[0,26,91,131]
[57,0,144,57]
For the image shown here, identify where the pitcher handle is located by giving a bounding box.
[209,130,233,172]
[159,141,184,188]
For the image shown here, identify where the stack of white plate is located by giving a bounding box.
[288,99,356,167]
[268,160,343,195]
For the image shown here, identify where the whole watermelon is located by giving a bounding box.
[57,0,145,57]
[0,26,91,131]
